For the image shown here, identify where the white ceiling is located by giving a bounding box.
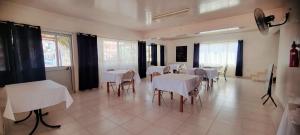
[7,0,283,32]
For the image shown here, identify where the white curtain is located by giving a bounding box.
[97,38,138,83]
[199,41,238,76]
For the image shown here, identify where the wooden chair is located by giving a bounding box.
[163,66,171,74]
[194,68,209,89]
[174,64,185,74]
[224,65,228,81]
[189,80,202,106]
[151,72,172,103]
[120,70,135,93]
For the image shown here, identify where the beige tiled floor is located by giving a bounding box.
[4,78,283,135]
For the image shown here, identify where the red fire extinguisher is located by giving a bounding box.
[289,41,299,67]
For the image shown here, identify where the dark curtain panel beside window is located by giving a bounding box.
[0,22,13,86]
[12,24,46,83]
[138,41,147,78]
[151,43,157,66]
[77,33,99,91]
[193,43,200,68]
[0,21,46,86]
[235,40,243,77]
[160,45,165,66]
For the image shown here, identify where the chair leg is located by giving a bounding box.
[198,95,202,107]
[110,83,116,95]
[132,80,135,93]
[152,91,156,103]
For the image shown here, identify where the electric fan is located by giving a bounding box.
[254,8,289,35]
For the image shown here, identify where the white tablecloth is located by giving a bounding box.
[102,70,141,85]
[146,66,166,75]
[152,74,199,98]
[3,80,73,121]
[277,106,300,135]
[185,68,218,79]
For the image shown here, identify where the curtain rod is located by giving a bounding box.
[0,20,40,29]
[77,32,97,37]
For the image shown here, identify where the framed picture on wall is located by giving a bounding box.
[176,46,187,62]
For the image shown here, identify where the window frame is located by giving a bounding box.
[41,31,73,70]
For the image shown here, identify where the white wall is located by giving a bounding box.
[165,30,280,77]
[0,1,142,92]
[275,0,300,107]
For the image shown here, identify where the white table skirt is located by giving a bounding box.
[3,80,73,121]
[277,107,300,135]
[152,74,199,98]
[102,70,141,85]
[185,68,218,79]
[146,66,166,75]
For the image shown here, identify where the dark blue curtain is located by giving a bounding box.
[193,43,199,68]
[151,43,157,66]
[0,21,46,86]
[0,22,13,86]
[77,33,99,90]
[138,41,147,78]
[160,45,165,66]
[235,40,243,77]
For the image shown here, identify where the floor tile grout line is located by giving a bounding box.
[203,102,224,135]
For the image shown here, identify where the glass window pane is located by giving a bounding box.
[103,40,118,69]
[146,45,151,62]
[57,35,71,66]
[42,34,57,67]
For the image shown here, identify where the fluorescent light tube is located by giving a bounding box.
[199,27,240,34]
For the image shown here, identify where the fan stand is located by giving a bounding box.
[261,72,277,107]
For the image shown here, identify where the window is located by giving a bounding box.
[98,38,138,72]
[199,41,238,75]
[146,45,152,62]
[42,32,72,67]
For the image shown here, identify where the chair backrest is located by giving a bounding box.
[194,68,207,80]
[224,65,228,75]
[194,78,201,88]
[178,64,185,70]
[122,70,135,81]
[163,66,170,74]
[152,72,161,78]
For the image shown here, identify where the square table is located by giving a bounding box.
[152,74,200,112]
[103,70,141,96]
[3,80,73,135]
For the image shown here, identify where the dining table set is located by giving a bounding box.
[1,65,220,135]
[102,69,141,96]
[147,64,220,112]
[2,80,73,135]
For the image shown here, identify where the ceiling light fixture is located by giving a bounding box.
[199,27,240,34]
[152,8,190,21]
